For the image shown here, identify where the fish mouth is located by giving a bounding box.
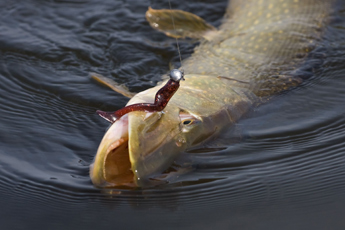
[90,106,183,188]
[102,136,133,186]
[90,114,136,188]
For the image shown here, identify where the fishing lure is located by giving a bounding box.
[97,69,185,123]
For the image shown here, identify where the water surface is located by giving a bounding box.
[1,0,345,229]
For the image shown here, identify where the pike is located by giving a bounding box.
[90,0,334,188]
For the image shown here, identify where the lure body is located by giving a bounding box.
[97,69,184,123]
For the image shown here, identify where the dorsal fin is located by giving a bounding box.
[145,7,218,40]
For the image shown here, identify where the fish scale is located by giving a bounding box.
[183,0,331,92]
[91,0,335,187]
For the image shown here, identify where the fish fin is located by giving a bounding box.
[145,7,218,40]
[255,75,303,97]
[90,72,136,98]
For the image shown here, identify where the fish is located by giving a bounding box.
[90,0,334,188]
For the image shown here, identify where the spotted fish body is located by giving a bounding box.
[130,0,333,143]
[91,0,334,187]
[140,0,334,117]
[182,0,332,95]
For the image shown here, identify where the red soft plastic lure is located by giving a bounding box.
[97,69,185,123]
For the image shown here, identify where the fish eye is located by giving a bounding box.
[182,119,193,125]
[179,110,200,127]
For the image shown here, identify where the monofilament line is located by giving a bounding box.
[168,0,183,68]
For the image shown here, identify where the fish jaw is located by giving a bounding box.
[90,104,187,188]
[127,106,185,186]
[90,114,136,188]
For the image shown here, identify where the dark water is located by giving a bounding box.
[1,0,345,229]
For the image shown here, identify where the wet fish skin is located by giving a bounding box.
[91,0,334,187]
[181,0,333,96]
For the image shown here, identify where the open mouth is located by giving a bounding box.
[90,114,135,188]
[91,108,183,188]
[103,136,134,186]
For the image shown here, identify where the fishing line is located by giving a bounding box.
[97,1,186,123]
[168,0,183,68]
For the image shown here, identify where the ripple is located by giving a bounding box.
[1,0,345,229]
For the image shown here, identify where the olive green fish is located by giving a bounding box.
[90,0,334,188]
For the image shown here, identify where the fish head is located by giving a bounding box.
[90,78,222,188]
